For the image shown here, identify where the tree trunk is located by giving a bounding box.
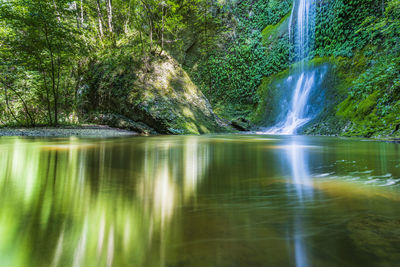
[4,81,35,126]
[106,0,113,33]
[74,1,81,28]
[80,0,84,25]
[55,53,62,125]
[124,0,131,34]
[3,86,21,125]
[96,0,104,40]
[52,0,61,22]
[74,61,83,111]
[139,23,145,54]
[161,4,165,53]
[43,23,58,125]
[38,58,53,125]
[140,0,153,52]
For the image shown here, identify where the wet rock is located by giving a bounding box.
[230,118,252,131]
[88,113,157,135]
[391,124,400,135]
[386,138,400,144]
[347,214,400,260]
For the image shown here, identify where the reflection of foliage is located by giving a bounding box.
[0,137,209,266]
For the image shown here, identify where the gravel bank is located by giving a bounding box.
[0,125,138,137]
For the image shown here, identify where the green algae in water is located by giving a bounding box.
[0,135,400,266]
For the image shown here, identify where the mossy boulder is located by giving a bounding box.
[84,53,231,134]
[261,12,291,47]
[128,56,231,134]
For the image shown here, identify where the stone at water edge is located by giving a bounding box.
[347,214,400,260]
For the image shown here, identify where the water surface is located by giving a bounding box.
[0,135,400,266]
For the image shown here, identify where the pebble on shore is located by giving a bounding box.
[0,125,138,137]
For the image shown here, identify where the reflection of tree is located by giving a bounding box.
[0,136,210,266]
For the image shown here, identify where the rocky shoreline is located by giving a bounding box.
[0,125,138,137]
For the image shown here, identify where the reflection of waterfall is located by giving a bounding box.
[288,141,313,200]
[285,138,314,267]
[266,0,319,135]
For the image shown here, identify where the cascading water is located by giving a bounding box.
[266,0,317,135]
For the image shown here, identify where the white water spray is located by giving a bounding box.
[266,0,316,135]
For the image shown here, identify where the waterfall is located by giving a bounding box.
[266,0,317,135]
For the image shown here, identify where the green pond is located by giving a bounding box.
[1,135,400,267]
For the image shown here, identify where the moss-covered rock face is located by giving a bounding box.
[302,54,400,138]
[261,12,290,47]
[84,54,231,135]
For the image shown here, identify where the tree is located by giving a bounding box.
[0,0,85,125]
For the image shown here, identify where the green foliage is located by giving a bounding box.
[0,0,88,125]
[315,0,383,57]
[0,0,217,127]
[82,47,141,113]
[338,54,400,120]
[197,33,269,103]
[332,0,400,136]
[314,0,400,58]
[193,0,291,109]
[231,0,291,31]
